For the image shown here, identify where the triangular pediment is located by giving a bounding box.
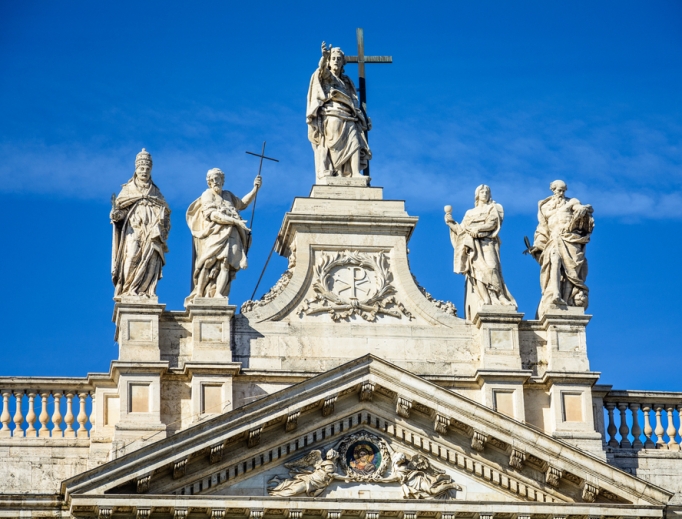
[63,355,671,513]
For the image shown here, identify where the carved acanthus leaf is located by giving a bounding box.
[396,397,413,418]
[322,395,338,416]
[471,430,487,451]
[413,274,457,316]
[247,426,262,448]
[209,443,224,464]
[136,474,152,494]
[434,414,449,434]
[359,381,375,402]
[509,448,526,470]
[546,465,563,488]
[582,482,600,503]
[172,458,187,479]
[285,410,300,432]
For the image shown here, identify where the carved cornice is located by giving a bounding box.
[65,357,669,507]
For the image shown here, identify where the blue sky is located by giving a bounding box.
[1,1,681,390]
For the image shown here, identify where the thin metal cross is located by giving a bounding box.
[345,28,393,176]
[245,141,279,230]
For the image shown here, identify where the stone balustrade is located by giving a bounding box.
[0,377,95,439]
[602,390,682,450]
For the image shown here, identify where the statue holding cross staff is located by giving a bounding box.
[184,167,262,304]
[306,41,372,181]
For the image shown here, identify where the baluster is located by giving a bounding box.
[13,390,24,438]
[0,391,11,437]
[25,391,37,437]
[89,392,96,435]
[654,404,665,446]
[618,403,631,448]
[77,392,88,438]
[666,405,679,449]
[642,404,655,448]
[605,403,618,447]
[52,391,63,438]
[677,404,682,448]
[64,392,75,438]
[629,403,643,448]
[39,392,50,438]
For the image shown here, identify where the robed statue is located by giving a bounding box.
[526,180,594,317]
[268,449,348,497]
[307,42,371,180]
[185,168,261,304]
[110,148,171,299]
[444,185,516,319]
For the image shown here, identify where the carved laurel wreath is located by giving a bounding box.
[300,250,413,322]
[336,431,392,482]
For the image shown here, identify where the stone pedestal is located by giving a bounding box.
[473,305,524,371]
[113,296,165,362]
[540,305,591,372]
[110,361,168,457]
[542,371,604,456]
[186,297,236,363]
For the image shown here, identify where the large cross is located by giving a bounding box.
[345,28,392,176]
[245,141,279,230]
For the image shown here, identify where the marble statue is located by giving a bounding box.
[110,148,171,299]
[307,42,371,180]
[444,185,516,314]
[185,168,261,303]
[384,452,461,500]
[267,449,348,497]
[526,180,594,316]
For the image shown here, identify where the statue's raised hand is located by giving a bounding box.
[254,175,262,190]
[321,41,331,60]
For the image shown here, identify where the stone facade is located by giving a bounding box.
[1,176,682,519]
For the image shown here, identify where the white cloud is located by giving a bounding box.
[2,104,681,221]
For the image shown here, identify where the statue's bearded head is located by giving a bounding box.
[207,168,225,195]
[550,180,567,199]
[329,48,345,75]
[135,148,153,184]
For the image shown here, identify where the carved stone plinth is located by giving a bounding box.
[186,297,236,363]
[113,296,165,362]
[540,305,591,373]
[472,305,524,371]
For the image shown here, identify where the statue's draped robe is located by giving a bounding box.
[449,202,515,306]
[268,461,337,497]
[185,189,249,300]
[306,64,371,178]
[533,196,592,312]
[111,180,170,298]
